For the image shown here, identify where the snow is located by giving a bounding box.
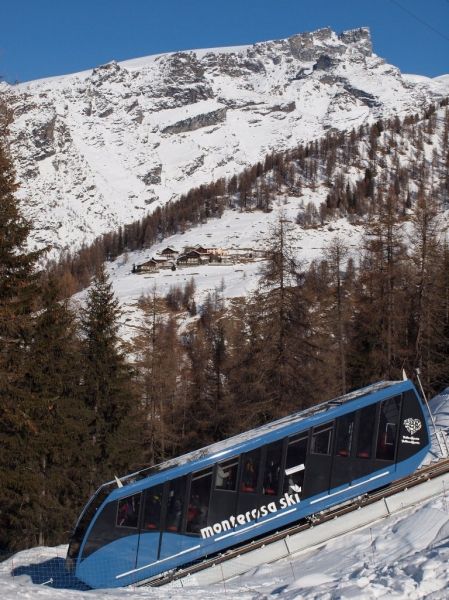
[1,390,449,599]
[5,27,447,255]
[98,201,360,340]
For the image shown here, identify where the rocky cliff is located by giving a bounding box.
[1,26,447,254]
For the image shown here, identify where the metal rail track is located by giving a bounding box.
[142,457,449,587]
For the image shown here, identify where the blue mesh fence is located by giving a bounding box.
[0,547,90,591]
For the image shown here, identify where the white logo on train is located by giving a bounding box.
[403,418,422,436]
[402,418,422,445]
[200,491,301,539]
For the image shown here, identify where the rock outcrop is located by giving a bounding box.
[1,26,446,254]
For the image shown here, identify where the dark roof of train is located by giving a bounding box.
[114,379,407,487]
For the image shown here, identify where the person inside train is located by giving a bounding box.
[241,459,257,492]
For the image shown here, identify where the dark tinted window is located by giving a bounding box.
[356,403,377,459]
[142,484,163,531]
[81,494,142,561]
[311,422,333,455]
[263,441,283,496]
[376,396,401,461]
[186,469,213,534]
[67,484,114,562]
[165,478,186,532]
[284,433,308,494]
[215,457,239,491]
[116,494,141,528]
[240,448,260,493]
[335,413,355,457]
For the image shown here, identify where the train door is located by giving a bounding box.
[352,403,378,480]
[303,422,334,498]
[283,433,308,497]
[135,484,163,569]
[262,440,284,499]
[331,412,356,488]
[236,447,262,516]
[158,476,192,560]
[185,468,213,535]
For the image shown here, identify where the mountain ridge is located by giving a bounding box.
[1,26,448,255]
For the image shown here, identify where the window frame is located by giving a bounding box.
[334,412,355,458]
[185,467,213,535]
[355,402,378,459]
[375,395,402,462]
[310,422,334,456]
[115,493,142,530]
[141,484,164,532]
[239,448,262,494]
[214,456,240,492]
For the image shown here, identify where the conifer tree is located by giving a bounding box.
[80,265,142,491]
[0,130,45,551]
[178,291,234,452]
[348,190,408,385]
[23,276,88,546]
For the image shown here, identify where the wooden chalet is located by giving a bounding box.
[160,246,179,258]
[135,259,160,273]
[177,250,211,266]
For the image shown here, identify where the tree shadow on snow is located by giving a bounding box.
[11,557,90,590]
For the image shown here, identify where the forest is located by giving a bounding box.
[1,98,449,553]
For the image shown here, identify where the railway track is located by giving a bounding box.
[143,456,449,588]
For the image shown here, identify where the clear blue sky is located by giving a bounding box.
[1,0,449,83]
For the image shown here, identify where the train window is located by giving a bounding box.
[356,403,377,459]
[116,494,141,528]
[311,423,333,455]
[263,441,283,495]
[215,457,239,491]
[81,501,120,560]
[165,477,187,533]
[284,433,308,494]
[142,484,163,531]
[240,448,261,493]
[186,468,213,534]
[335,413,355,457]
[376,396,401,461]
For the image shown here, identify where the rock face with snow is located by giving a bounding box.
[1,27,448,253]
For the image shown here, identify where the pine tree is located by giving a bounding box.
[0,130,45,551]
[348,190,408,386]
[79,265,142,491]
[178,291,234,452]
[23,275,89,546]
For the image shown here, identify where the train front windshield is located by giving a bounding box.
[66,483,115,570]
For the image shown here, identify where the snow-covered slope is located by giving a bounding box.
[2,390,449,599]
[2,26,448,254]
[102,203,360,338]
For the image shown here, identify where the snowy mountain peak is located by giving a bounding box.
[1,27,447,254]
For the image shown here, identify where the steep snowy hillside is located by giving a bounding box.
[88,99,449,338]
[1,27,448,254]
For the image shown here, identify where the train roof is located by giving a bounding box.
[110,379,414,490]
